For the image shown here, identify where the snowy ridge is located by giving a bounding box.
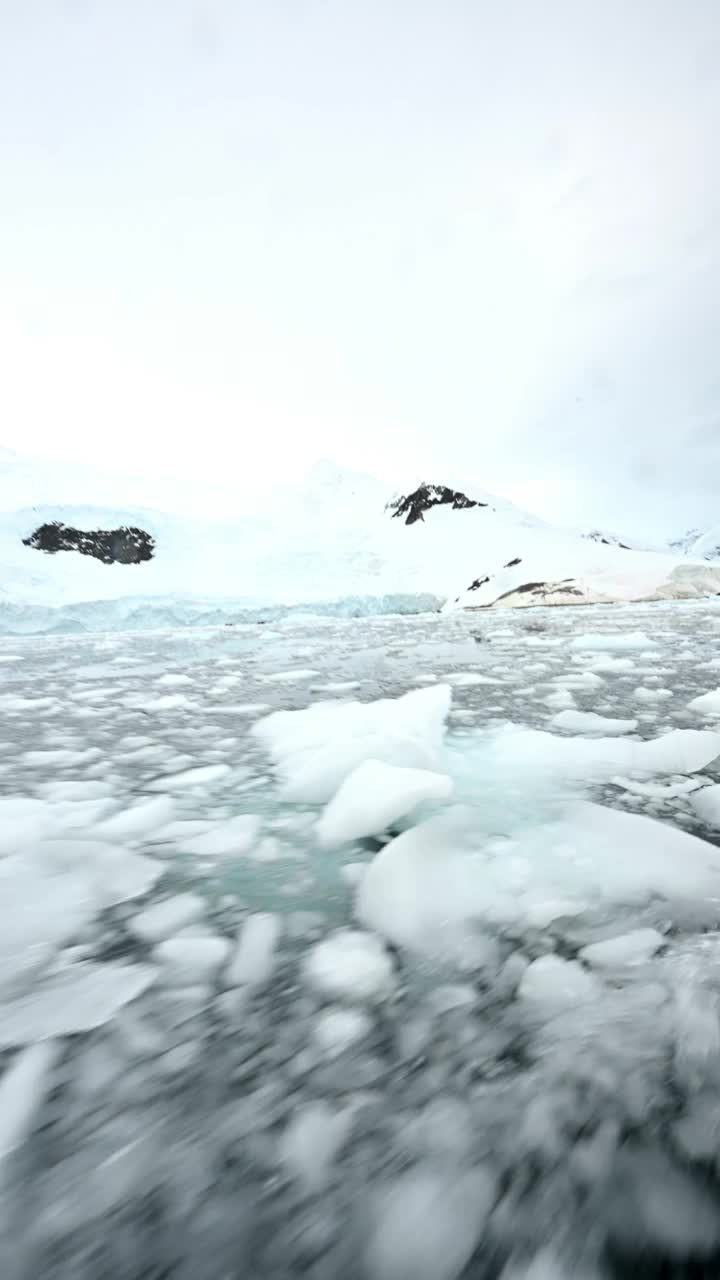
[2,451,720,631]
[670,525,720,562]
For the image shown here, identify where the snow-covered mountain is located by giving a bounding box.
[1,451,720,632]
[669,527,720,562]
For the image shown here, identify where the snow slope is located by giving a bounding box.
[1,451,720,631]
[670,526,720,562]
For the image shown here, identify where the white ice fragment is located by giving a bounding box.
[634,686,673,703]
[304,929,393,1001]
[688,688,720,716]
[543,688,576,711]
[489,725,720,781]
[0,797,54,854]
[612,776,704,799]
[569,632,651,652]
[0,964,157,1047]
[260,668,320,682]
[253,684,451,804]
[157,673,194,686]
[313,1007,371,1058]
[0,1041,59,1162]
[227,913,281,988]
[446,672,501,686]
[129,893,205,943]
[177,813,261,857]
[143,693,198,712]
[403,1096,474,1160]
[145,763,231,791]
[518,954,601,1007]
[550,710,638,736]
[515,957,599,1003]
[279,1100,351,1191]
[154,933,230,986]
[579,929,664,969]
[366,1164,496,1280]
[95,796,176,841]
[316,759,453,848]
[691,784,720,827]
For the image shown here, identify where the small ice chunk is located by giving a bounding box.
[688,688,720,716]
[446,672,501,686]
[157,673,194,686]
[691,784,720,827]
[279,1100,351,1191]
[579,928,664,969]
[0,964,157,1047]
[634,686,673,703]
[227,913,281,988]
[177,813,261,857]
[518,955,601,1007]
[366,1164,496,1280]
[95,796,176,841]
[569,632,650,652]
[0,1041,59,1161]
[154,933,230,986]
[316,759,453,848]
[313,1007,372,1058]
[129,893,205,943]
[612,776,703,799]
[145,763,231,791]
[543,688,576,710]
[260,668,321,682]
[304,929,393,1001]
[551,710,638,736]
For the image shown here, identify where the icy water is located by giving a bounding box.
[3,601,720,1277]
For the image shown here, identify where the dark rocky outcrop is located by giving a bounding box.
[387,484,487,526]
[23,522,155,565]
[503,557,522,568]
[585,530,630,550]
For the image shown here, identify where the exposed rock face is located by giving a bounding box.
[584,529,631,550]
[23,522,155,565]
[387,484,486,526]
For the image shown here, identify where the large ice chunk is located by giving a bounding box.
[688,687,720,717]
[227,913,281,988]
[129,893,206,943]
[279,1101,352,1192]
[303,929,393,1001]
[316,759,453,848]
[579,929,664,970]
[253,685,451,804]
[0,1041,59,1161]
[357,803,720,952]
[691,784,720,827]
[176,813,261,857]
[0,964,157,1047]
[365,1164,496,1280]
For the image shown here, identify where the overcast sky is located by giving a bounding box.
[1,0,719,536]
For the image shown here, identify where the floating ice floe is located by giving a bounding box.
[253,684,451,804]
[227,913,281,988]
[303,929,394,1001]
[357,801,720,955]
[688,687,720,716]
[550,709,638,736]
[316,759,453,848]
[0,963,158,1047]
